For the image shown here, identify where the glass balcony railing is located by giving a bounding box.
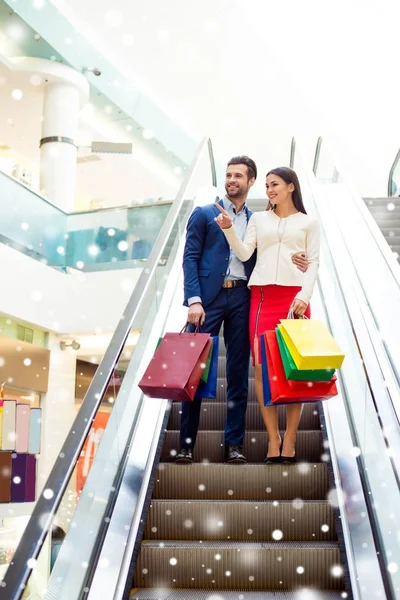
[0,169,174,271]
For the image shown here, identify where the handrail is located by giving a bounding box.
[312,135,323,175]
[208,138,217,188]
[388,147,400,197]
[0,136,215,600]
[289,137,296,168]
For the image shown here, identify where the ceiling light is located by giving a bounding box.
[11,89,23,101]
[29,75,42,86]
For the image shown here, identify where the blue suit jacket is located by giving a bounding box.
[183,199,257,308]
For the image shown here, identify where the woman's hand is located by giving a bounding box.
[214,203,233,229]
[290,298,308,317]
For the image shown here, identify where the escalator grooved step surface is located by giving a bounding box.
[167,402,320,431]
[161,430,324,463]
[135,541,344,590]
[131,591,346,599]
[153,463,329,500]
[145,499,336,541]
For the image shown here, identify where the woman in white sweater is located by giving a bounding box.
[215,167,320,463]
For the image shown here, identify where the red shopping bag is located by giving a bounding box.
[263,331,338,404]
[138,330,212,401]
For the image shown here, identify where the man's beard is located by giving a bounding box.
[225,184,247,198]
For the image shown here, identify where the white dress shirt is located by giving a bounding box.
[223,210,320,305]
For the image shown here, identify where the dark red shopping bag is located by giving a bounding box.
[138,330,212,401]
[263,331,338,404]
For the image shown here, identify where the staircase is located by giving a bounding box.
[131,336,349,598]
[364,197,400,262]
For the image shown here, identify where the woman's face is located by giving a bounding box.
[265,173,293,205]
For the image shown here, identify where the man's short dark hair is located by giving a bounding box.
[227,156,257,181]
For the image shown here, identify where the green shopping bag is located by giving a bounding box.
[200,338,214,383]
[276,328,335,382]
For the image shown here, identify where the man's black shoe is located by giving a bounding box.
[175,448,193,464]
[225,444,247,464]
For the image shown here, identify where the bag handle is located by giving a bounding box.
[180,323,201,334]
[286,310,308,320]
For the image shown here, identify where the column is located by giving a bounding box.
[9,57,89,211]
[39,82,81,211]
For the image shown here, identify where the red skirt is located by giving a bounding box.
[249,285,311,365]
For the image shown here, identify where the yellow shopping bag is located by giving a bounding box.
[278,319,345,370]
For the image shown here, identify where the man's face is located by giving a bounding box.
[225,164,254,198]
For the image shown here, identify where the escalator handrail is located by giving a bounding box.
[290,137,296,169]
[0,136,216,600]
[388,147,400,197]
[312,135,323,175]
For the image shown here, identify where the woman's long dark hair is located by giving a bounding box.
[266,167,307,214]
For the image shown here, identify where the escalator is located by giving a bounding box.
[1,137,399,600]
[133,363,346,596]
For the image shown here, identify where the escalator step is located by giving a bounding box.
[153,463,329,500]
[131,590,346,599]
[161,430,324,463]
[144,500,336,541]
[167,402,320,432]
[134,541,344,590]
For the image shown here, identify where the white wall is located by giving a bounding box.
[0,243,142,335]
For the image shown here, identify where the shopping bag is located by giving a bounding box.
[196,337,219,398]
[138,330,212,401]
[276,328,335,381]
[279,319,345,370]
[201,338,214,383]
[264,331,338,404]
[260,334,273,407]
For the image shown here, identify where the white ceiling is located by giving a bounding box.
[50,0,400,197]
[0,61,180,209]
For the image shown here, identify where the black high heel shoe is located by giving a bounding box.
[281,439,297,463]
[264,440,283,465]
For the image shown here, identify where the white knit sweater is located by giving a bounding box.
[223,210,320,305]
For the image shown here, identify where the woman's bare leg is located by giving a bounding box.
[254,336,281,457]
[282,403,304,458]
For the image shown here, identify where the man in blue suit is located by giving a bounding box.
[176,156,306,464]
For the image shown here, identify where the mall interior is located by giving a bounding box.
[0,0,399,599]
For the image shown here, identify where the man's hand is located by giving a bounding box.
[292,252,308,273]
[188,302,206,326]
[290,298,308,317]
[214,203,233,229]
